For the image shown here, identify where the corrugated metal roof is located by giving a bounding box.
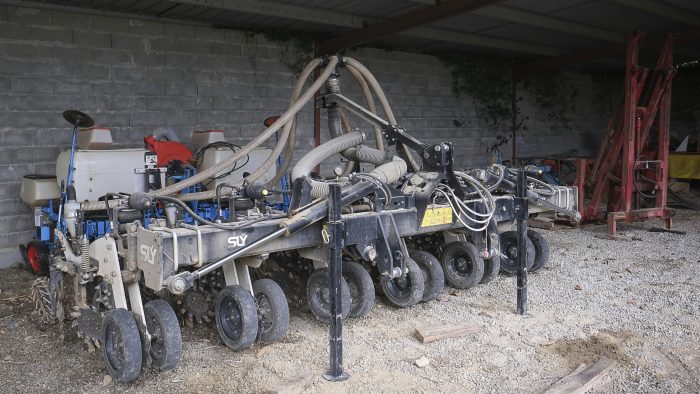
[549,1,682,35]
[19,0,700,63]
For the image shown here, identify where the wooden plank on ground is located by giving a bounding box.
[543,357,615,394]
[415,322,483,344]
[265,372,316,394]
[529,219,555,230]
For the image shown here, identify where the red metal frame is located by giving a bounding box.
[576,32,677,234]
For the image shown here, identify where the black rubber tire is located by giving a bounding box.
[306,268,351,324]
[252,279,289,343]
[527,229,550,272]
[144,299,182,372]
[439,241,485,289]
[480,254,501,284]
[409,250,445,302]
[102,308,143,383]
[499,231,536,273]
[380,257,425,308]
[215,285,258,351]
[24,241,50,276]
[342,261,375,318]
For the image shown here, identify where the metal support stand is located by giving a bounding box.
[515,169,528,316]
[323,183,350,382]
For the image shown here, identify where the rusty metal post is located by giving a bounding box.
[619,32,644,223]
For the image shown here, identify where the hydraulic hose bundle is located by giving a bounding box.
[157,55,412,204]
[433,172,496,232]
[151,55,340,199]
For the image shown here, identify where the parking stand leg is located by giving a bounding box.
[323,183,350,382]
[516,169,528,316]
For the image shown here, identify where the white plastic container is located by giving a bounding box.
[77,127,113,150]
[191,130,225,152]
[56,149,149,201]
[19,175,60,207]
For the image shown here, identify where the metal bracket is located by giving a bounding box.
[222,260,254,293]
[93,236,128,310]
[374,213,408,278]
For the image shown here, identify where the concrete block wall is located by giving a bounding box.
[0,5,606,265]
[513,71,608,159]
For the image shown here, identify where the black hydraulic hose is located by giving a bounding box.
[154,195,284,230]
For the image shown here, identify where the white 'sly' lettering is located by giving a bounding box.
[227,234,248,247]
[140,244,157,265]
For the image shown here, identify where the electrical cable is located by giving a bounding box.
[193,141,250,188]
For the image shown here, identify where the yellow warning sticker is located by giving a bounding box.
[421,206,453,227]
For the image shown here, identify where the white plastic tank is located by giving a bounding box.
[56,149,149,201]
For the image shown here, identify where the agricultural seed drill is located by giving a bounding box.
[18,55,579,383]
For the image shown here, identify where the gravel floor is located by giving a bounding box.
[0,209,698,393]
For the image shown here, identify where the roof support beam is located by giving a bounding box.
[607,0,700,28]
[316,0,505,54]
